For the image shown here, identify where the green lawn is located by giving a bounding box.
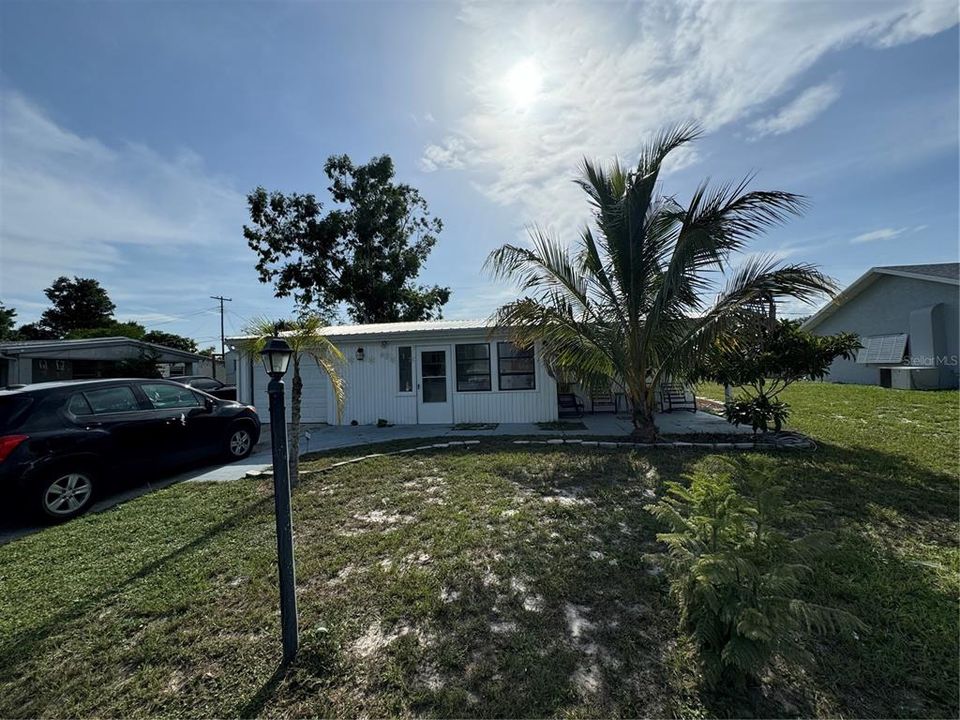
[0,383,957,718]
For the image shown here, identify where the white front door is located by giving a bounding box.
[416,346,453,424]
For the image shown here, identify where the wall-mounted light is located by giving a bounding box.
[356,347,365,361]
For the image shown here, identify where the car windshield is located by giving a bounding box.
[0,396,34,430]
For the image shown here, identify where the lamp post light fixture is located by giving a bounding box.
[259,337,299,665]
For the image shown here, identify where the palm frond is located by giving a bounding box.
[239,314,346,420]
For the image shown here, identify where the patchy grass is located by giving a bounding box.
[451,422,498,431]
[0,384,957,718]
[537,420,588,431]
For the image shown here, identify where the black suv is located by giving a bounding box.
[0,378,261,522]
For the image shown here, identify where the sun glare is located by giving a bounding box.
[504,59,543,108]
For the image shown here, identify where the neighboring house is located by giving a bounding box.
[0,337,215,387]
[229,320,559,425]
[802,263,959,389]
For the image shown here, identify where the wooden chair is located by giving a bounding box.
[557,393,585,418]
[590,392,617,413]
[660,383,697,413]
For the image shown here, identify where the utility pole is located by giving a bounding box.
[210,295,232,380]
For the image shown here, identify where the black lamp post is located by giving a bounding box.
[260,337,299,664]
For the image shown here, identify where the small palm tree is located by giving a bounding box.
[486,124,837,440]
[240,315,345,485]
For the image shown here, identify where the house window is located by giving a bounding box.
[497,342,535,391]
[398,346,413,393]
[456,343,491,391]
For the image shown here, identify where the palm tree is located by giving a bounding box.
[486,124,837,440]
[240,315,345,484]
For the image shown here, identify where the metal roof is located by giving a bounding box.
[228,319,494,343]
[0,336,209,361]
[318,319,491,337]
[802,262,959,332]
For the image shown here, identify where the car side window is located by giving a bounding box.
[140,383,202,410]
[192,379,221,390]
[66,393,94,416]
[83,386,141,414]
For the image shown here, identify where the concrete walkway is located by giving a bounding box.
[179,409,747,483]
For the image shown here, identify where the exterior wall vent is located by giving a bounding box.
[856,333,908,364]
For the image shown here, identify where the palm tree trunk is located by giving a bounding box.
[629,386,658,442]
[289,354,302,488]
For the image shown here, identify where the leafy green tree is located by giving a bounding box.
[142,330,199,353]
[68,321,147,341]
[0,303,17,340]
[111,350,163,379]
[14,323,57,340]
[65,323,200,355]
[245,154,450,323]
[239,315,345,485]
[486,124,837,440]
[38,276,116,338]
[694,318,860,432]
[645,457,864,690]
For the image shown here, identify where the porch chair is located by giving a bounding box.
[590,392,617,413]
[659,382,697,413]
[557,393,585,418]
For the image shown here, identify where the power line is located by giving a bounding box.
[137,306,220,329]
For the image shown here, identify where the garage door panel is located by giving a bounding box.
[250,362,329,424]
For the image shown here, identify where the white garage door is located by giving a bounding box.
[250,360,329,424]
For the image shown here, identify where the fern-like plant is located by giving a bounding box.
[645,457,864,690]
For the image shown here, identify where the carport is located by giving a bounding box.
[0,337,212,385]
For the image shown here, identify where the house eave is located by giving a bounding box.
[801,265,960,333]
[0,337,209,363]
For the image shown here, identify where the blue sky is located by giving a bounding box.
[0,0,957,349]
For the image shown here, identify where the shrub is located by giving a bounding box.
[694,319,860,433]
[723,396,789,433]
[644,458,864,691]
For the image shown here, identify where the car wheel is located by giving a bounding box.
[38,470,96,521]
[226,424,254,460]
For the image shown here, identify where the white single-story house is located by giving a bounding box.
[801,262,959,389]
[230,320,563,425]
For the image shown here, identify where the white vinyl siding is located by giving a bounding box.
[237,333,558,425]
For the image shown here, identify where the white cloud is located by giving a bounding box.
[419,135,471,172]
[873,0,959,46]
[750,81,842,138]
[443,283,519,320]
[660,145,704,176]
[423,1,957,240]
[849,225,928,243]
[0,91,246,301]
